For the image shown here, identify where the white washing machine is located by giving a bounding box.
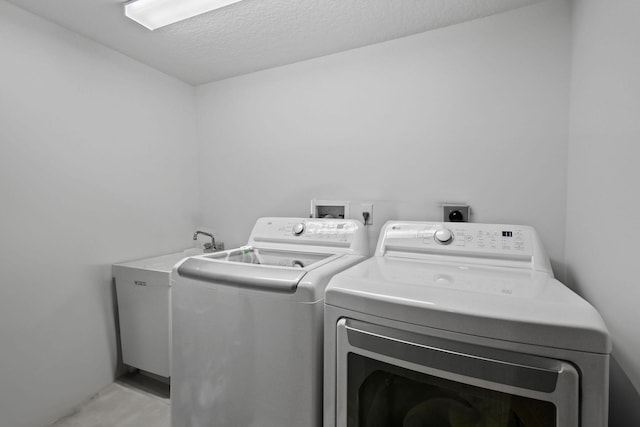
[171,217,369,427]
[324,221,610,427]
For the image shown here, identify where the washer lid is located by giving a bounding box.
[325,256,611,354]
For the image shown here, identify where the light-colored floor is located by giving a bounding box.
[49,373,170,427]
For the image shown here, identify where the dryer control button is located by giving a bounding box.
[434,228,453,245]
[292,222,305,236]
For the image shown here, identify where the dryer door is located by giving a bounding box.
[335,319,579,427]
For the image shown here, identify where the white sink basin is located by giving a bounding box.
[116,248,203,272]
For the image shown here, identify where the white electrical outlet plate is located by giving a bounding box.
[352,202,373,225]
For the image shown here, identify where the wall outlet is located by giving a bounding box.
[352,202,373,226]
[443,204,470,222]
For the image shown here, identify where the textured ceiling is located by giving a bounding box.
[7,0,544,85]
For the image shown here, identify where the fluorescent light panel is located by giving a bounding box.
[125,0,243,30]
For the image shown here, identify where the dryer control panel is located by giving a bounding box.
[376,222,551,274]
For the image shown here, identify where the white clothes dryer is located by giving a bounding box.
[171,217,369,427]
[324,221,610,427]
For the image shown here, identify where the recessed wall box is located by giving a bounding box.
[311,200,350,219]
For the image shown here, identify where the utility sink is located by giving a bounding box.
[113,248,203,378]
[116,248,203,273]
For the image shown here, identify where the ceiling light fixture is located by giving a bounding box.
[125,0,243,31]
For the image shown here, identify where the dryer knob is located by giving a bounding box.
[434,228,453,245]
[292,222,305,236]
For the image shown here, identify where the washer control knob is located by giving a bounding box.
[434,228,453,245]
[292,222,305,236]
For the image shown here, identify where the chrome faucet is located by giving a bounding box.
[193,230,216,252]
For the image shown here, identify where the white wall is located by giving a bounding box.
[195,0,571,274]
[14,1,640,426]
[0,2,199,426]
[566,0,640,425]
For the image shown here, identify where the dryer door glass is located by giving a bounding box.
[349,353,555,427]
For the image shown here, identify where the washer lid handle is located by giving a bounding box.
[177,258,305,293]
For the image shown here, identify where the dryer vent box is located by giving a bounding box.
[311,200,349,219]
[443,204,470,222]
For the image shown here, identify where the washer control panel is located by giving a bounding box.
[379,222,534,258]
[249,217,366,249]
